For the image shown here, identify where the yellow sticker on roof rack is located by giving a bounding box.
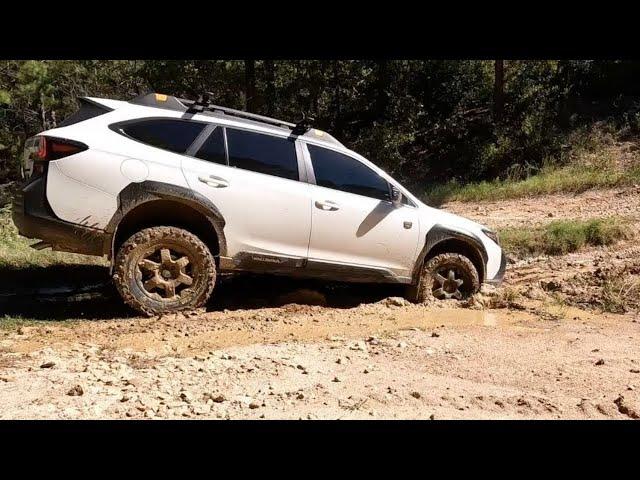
[314,129,325,137]
[155,94,168,102]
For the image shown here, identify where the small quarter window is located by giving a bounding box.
[117,118,205,154]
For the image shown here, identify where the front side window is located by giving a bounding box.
[194,127,227,165]
[226,128,298,181]
[307,144,390,201]
[116,118,205,154]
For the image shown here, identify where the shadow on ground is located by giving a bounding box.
[0,264,406,321]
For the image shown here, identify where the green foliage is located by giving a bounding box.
[1,60,640,188]
[499,217,632,257]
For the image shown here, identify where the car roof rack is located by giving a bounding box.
[130,92,314,136]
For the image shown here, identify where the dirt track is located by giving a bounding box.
[1,187,639,419]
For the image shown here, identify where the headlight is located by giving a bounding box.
[482,229,500,245]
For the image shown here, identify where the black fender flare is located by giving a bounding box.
[412,224,488,283]
[103,180,227,258]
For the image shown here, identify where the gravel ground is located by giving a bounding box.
[1,186,639,419]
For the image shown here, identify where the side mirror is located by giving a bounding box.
[391,186,403,207]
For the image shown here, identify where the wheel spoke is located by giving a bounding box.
[435,273,446,285]
[433,287,446,298]
[452,290,463,300]
[144,275,161,292]
[160,248,172,264]
[176,256,190,269]
[177,273,193,286]
[138,259,160,273]
[455,278,464,287]
[448,270,456,281]
[163,282,176,298]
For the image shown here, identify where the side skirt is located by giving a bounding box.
[219,253,412,284]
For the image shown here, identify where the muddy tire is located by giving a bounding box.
[406,253,480,303]
[113,226,216,316]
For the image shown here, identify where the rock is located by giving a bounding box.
[410,391,421,399]
[40,361,56,369]
[630,369,640,374]
[296,393,305,400]
[614,395,640,419]
[429,414,435,420]
[541,280,562,292]
[67,385,84,396]
[397,341,408,349]
[431,332,440,338]
[249,402,260,409]
[332,376,341,383]
[205,393,226,403]
[384,297,409,307]
[180,392,194,404]
[349,341,367,351]
[595,359,605,366]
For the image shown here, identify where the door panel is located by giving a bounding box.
[181,128,312,260]
[308,185,420,276]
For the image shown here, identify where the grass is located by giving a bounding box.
[0,204,106,269]
[424,163,640,205]
[499,217,633,257]
[602,274,640,314]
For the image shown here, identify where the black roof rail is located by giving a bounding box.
[129,92,314,135]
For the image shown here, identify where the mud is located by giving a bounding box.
[1,186,639,419]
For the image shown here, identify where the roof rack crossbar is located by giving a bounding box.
[181,94,297,131]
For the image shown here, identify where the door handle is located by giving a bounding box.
[198,175,229,188]
[315,200,340,211]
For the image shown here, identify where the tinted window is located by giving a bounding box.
[119,119,205,154]
[194,127,227,165]
[226,128,298,180]
[308,145,390,201]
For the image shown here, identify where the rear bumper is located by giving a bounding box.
[485,250,507,286]
[12,174,107,256]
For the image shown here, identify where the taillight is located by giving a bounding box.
[22,136,88,179]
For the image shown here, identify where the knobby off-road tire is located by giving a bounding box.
[113,226,216,316]
[405,253,480,303]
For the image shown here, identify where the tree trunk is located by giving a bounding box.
[264,60,276,116]
[244,60,256,112]
[494,60,504,122]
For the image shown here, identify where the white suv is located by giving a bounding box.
[13,92,505,315]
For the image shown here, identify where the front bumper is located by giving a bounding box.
[12,174,107,256]
[485,250,507,286]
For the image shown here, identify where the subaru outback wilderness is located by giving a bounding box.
[12,92,505,316]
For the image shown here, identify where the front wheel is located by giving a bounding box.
[113,226,216,316]
[405,253,480,303]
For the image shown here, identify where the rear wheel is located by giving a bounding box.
[113,226,216,316]
[406,253,480,303]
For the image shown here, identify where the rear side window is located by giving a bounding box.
[194,127,227,165]
[307,144,390,201]
[117,119,205,154]
[226,128,298,180]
